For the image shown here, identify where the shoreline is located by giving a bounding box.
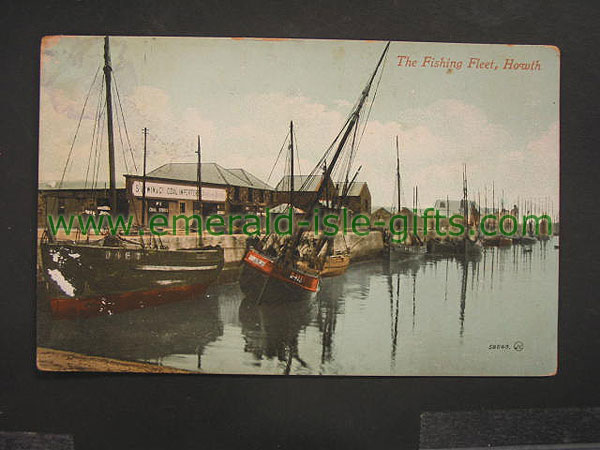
[37,347,192,373]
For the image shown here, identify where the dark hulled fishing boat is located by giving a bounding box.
[482,235,512,247]
[385,136,426,260]
[427,165,482,256]
[426,236,482,256]
[240,42,390,301]
[41,239,224,318]
[40,37,224,318]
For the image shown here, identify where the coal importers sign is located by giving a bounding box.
[131,180,226,202]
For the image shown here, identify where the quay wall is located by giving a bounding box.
[158,230,385,264]
[36,229,385,283]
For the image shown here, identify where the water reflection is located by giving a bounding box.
[239,296,315,375]
[38,238,559,375]
[40,293,223,368]
[315,279,345,365]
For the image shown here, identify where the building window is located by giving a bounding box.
[257,190,264,203]
[248,189,254,202]
[233,186,240,201]
[179,202,186,214]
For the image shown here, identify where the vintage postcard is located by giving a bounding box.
[37,36,559,375]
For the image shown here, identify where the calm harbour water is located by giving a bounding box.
[38,237,558,376]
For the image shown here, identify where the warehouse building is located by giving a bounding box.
[125,163,274,226]
[37,180,128,227]
[274,175,371,214]
[38,163,274,229]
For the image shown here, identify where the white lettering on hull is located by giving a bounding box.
[135,265,219,271]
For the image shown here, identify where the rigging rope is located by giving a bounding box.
[294,129,302,179]
[266,130,290,185]
[84,72,105,190]
[112,73,138,173]
[356,49,388,150]
[113,82,130,175]
[57,65,101,189]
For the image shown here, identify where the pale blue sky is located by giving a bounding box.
[40,36,559,212]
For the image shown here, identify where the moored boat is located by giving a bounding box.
[482,235,512,247]
[426,236,482,256]
[240,248,319,301]
[384,136,426,260]
[426,166,482,257]
[41,238,224,318]
[315,251,350,277]
[239,42,390,301]
[39,37,224,317]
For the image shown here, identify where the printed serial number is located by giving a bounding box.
[488,344,511,350]
[489,341,525,352]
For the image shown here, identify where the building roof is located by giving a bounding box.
[335,181,368,197]
[275,175,329,192]
[140,163,273,190]
[274,175,367,194]
[372,207,392,215]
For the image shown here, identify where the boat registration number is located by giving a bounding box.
[289,272,304,284]
[247,254,266,267]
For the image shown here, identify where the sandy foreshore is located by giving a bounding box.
[37,347,193,373]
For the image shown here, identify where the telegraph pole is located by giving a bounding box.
[141,127,148,227]
[196,136,203,246]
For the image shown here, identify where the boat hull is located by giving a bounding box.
[40,241,224,317]
[240,249,319,302]
[49,282,211,319]
[521,236,538,245]
[482,235,512,247]
[426,238,482,256]
[386,243,426,260]
[319,253,350,277]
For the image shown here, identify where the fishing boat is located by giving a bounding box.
[426,236,482,255]
[311,250,350,278]
[520,236,537,245]
[40,37,224,318]
[240,42,390,301]
[385,136,426,259]
[482,235,512,247]
[427,166,482,256]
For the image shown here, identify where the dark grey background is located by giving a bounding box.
[1,1,599,449]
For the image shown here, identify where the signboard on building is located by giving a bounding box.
[147,200,169,214]
[131,181,226,202]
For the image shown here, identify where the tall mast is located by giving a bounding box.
[396,136,401,213]
[415,185,418,211]
[492,181,495,216]
[313,42,390,209]
[141,127,148,226]
[289,120,294,207]
[103,36,117,213]
[285,42,390,255]
[462,165,469,223]
[323,161,328,209]
[196,136,203,246]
